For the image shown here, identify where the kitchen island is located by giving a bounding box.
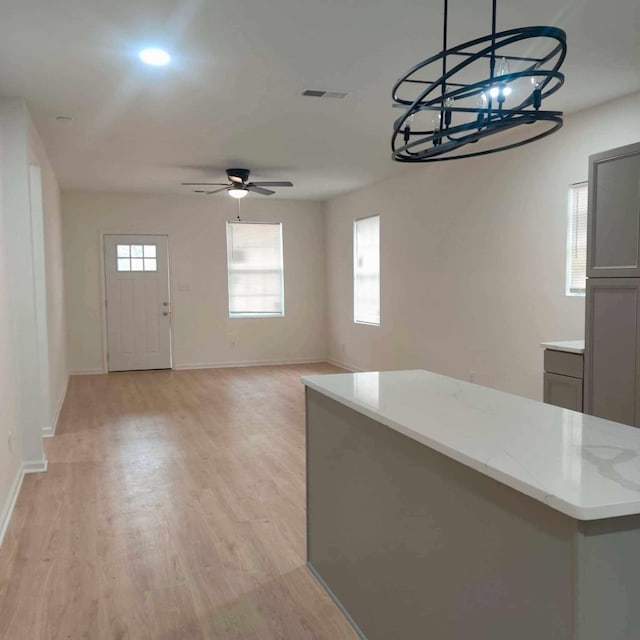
[303,369,640,640]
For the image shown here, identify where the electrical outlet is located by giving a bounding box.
[230,341,236,349]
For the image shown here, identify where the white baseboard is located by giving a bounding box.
[71,359,330,375]
[327,359,363,372]
[174,357,328,371]
[42,375,69,438]
[23,458,48,474]
[0,458,48,548]
[0,466,24,549]
[69,368,105,376]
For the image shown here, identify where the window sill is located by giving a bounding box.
[229,313,285,319]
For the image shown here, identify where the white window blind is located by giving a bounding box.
[567,183,588,296]
[226,222,284,317]
[354,215,380,325]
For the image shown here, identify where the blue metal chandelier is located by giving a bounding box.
[391,0,567,162]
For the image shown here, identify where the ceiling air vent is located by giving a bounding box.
[301,89,350,99]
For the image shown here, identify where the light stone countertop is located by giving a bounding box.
[540,340,585,354]
[302,369,640,521]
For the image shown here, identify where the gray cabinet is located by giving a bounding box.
[584,141,640,427]
[543,350,583,411]
[587,141,640,278]
[544,373,583,412]
[584,278,640,426]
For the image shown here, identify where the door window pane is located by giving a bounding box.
[116,243,160,272]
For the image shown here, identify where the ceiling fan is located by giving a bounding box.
[182,168,294,198]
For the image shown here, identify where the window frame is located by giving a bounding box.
[353,214,381,326]
[226,221,285,319]
[566,182,588,297]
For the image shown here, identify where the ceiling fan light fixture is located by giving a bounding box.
[181,168,294,197]
[228,187,249,199]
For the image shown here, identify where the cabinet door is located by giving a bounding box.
[588,141,640,278]
[543,373,583,412]
[584,278,640,426]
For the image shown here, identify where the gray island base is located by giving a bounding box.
[303,371,640,640]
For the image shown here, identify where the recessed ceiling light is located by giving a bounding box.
[138,48,171,66]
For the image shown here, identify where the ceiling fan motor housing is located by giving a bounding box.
[227,168,250,183]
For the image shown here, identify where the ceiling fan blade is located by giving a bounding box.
[248,185,275,196]
[195,187,228,195]
[250,181,294,187]
[181,182,228,186]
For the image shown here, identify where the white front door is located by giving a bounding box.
[104,234,172,372]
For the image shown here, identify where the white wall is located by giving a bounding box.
[0,99,45,466]
[29,124,68,433]
[325,91,640,400]
[0,118,23,540]
[0,98,63,544]
[62,192,327,372]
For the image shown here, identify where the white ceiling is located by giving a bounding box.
[0,0,638,200]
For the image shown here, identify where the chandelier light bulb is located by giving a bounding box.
[496,56,510,77]
[494,57,512,102]
[430,111,441,132]
[476,92,489,124]
[403,113,417,143]
[488,85,512,100]
[444,85,455,109]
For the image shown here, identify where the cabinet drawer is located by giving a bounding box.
[544,372,583,412]
[544,350,584,379]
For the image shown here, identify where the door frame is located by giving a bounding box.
[99,231,174,373]
[28,165,52,434]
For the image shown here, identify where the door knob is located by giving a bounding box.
[162,301,169,306]
[163,311,170,316]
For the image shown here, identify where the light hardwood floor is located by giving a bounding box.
[0,363,357,639]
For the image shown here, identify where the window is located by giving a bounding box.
[566,183,588,296]
[117,244,157,272]
[354,215,380,325]
[226,222,284,317]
